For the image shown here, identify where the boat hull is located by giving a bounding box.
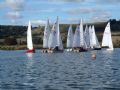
[66,48,73,52]
[48,49,64,53]
[93,48,101,50]
[73,47,87,52]
[26,49,35,53]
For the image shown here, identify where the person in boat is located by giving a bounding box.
[54,46,59,51]
[42,48,48,53]
[47,48,53,53]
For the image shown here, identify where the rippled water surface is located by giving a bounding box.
[0,49,120,90]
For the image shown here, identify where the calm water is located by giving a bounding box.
[0,49,120,90]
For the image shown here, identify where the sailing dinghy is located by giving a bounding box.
[42,19,51,53]
[66,24,73,51]
[91,25,101,50]
[79,19,87,52]
[26,21,35,53]
[102,22,114,50]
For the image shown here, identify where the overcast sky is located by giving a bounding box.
[0,0,120,25]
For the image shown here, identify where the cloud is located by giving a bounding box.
[3,0,25,22]
[26,8,58,13]
[31,20,47,26]
[5,11,22,23]
[64,18,81,24]
[49,0,85,2]
[6,11,22,19]
[5,0,24,11]
[0,2,5,9]
[90,12,111,22]
[64,7,99,14]
[96,0,120,4]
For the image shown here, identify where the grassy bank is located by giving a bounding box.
[0,45,43,50]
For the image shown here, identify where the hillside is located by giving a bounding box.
[0,19,120,49]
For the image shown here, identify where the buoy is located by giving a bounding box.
[92,53,96,60]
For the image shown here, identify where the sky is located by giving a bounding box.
[0,0,120,26]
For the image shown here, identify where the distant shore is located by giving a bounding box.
[0,45,42,50]
[0,44,119,50]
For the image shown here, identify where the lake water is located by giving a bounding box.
[0,49,120,90]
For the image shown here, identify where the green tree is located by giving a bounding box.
[4,36,17,45]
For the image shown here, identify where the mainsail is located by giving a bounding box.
[43,19,50,48]
[27,21,33,50]
[67,25,73,48]
[73,25,80,47]
[84,25,90,48]
[55,16,63,50]
[79,19,87,49]
[89,25,93,49]
[48,24,57,48]
[91,25,101,48]
[48,16,63,50]
[102,22,113,50]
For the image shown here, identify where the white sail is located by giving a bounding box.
[84,25,90,48]
[43,19,50,48]
[89,25,93,48]
[55,16,63,50]
[91,25,101,48]
[48,24,57,48]
[79,19,84,47]
[48,17,63,50]
[73,25,80,47]
[79,19,87,49]
[67,25,73,48]
[27,21,33,50]
[102,22,113,50]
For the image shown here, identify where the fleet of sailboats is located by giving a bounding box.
[26,18,114,53]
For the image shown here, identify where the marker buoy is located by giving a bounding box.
[92,53,96,60]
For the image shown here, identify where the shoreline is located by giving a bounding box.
[0,45,43,50]
[0,45,119,50]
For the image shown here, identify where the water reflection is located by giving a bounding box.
[24,53,36,89]
[26,53,34,68]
